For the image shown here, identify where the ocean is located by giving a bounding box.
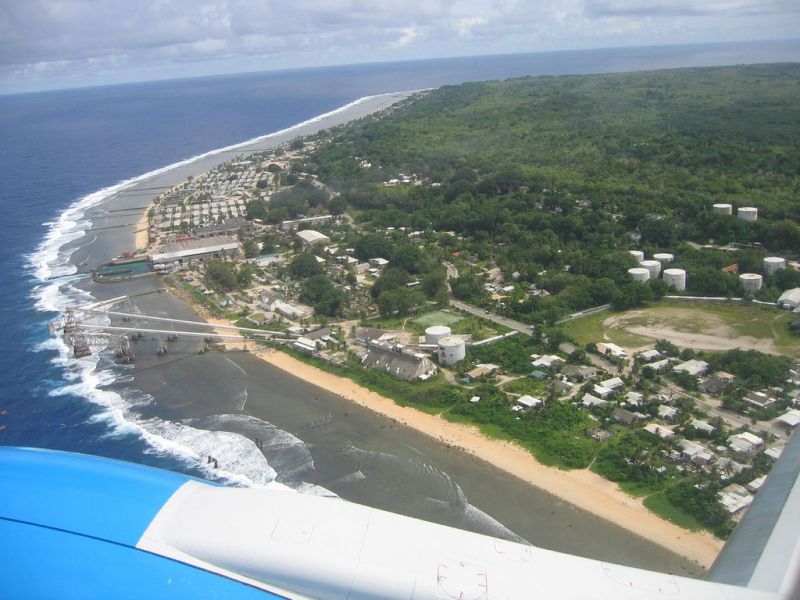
[1,40,798,572]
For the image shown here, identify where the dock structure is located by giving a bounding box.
[52,297,292,359]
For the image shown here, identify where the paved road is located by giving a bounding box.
[449,298,533,336]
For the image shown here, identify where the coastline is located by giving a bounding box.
[57,89,712,574]
[248,345,723,568]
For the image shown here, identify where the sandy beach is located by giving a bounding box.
[247,345,723,567]
[134,209,149,251]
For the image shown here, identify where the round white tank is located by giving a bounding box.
[437,336,466,365]
[712,203,733,215]
[663,268,686,291]
[763,256,786,275]
[425,325,452,345]
[639,260,662,279]
[628,250,644,264]
[653,253,674,264]
[628,267,651,282]
[737,207,758,221]
[739,273,763,292]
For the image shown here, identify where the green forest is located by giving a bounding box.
[301,64,800,324]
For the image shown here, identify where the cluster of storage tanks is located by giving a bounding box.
[629,250,786,294]
[737,257,787,293]
[425,326,466,366]
[712,203,758,221]
[628,251,686,291]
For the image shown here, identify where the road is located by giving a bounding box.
[448,298,533,336]
[666,383,786,443]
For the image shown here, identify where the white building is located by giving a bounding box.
[658,405,679,421]
[777,409,800,428]
[637,349,661,363]
[673,359,709,377]
[581,393,608,407]
[516,395,543,409]
[596,342,627,359]
[718,483,754,514]
[599,376,624,390]
[777,288,800,310]
[728,432,764,454]
[296,230,330,246]
[531,354,564,369]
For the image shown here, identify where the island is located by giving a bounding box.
[98,63,800,568]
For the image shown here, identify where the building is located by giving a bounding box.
[744,391,777,409]
[778,288,800,310]
[560,365,598,382]
[637,349,661,363]
[593,385,614,399]
[516,395,542,410]
[718,483,754,514]
[699,371,735,395]
[646,358,674,373]
[355,327,395,345]
[192,217,252,238]
[658,405,679,421]
[531,354,564,369]
[678,439,714,465]
[673,359,709,377]
[599,376,624,390]
[643,423,674,440]
[613,407,639,425]
[296,230,330,246]
[581,393,607,408]
[690,418,716,434]
[596,342,627,359]
[280,215,333,231]
[150,235,241,265]
[361,345,437,382]
[777,409,800,428]
[269,300,309,320]
[624,391,644,407]
[728,432,764,454]
[465,363,499,381]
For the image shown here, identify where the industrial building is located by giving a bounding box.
[296,229,330,246]
[150,236,241,265]
[361,343,437,381]
[777,288,800,310]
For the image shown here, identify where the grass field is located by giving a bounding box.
[560,300,799,356]
[643,491,704,532]
[413,310,464,328]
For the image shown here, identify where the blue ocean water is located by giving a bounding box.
[1,40,798,474]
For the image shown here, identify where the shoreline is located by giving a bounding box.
[107,89,719,568]
[249,345,722,567]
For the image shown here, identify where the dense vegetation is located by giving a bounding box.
[306,64,800,324]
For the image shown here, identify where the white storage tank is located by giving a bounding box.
[425,325,452,345]
[628,250,644,264]
[628,267,651,282]
[763,256,786,275]
[639,259,662,279]
[653,253,674,264]
[663,268,686,291]
[437,336,466,365]
[739,273,763,292]
[712,203,733,215]
[737,207,758,221]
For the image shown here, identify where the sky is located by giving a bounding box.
[1,0,799,93]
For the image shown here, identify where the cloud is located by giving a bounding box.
[583,0,800,18]
[1,0,798,90]
[392,26,420,48]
